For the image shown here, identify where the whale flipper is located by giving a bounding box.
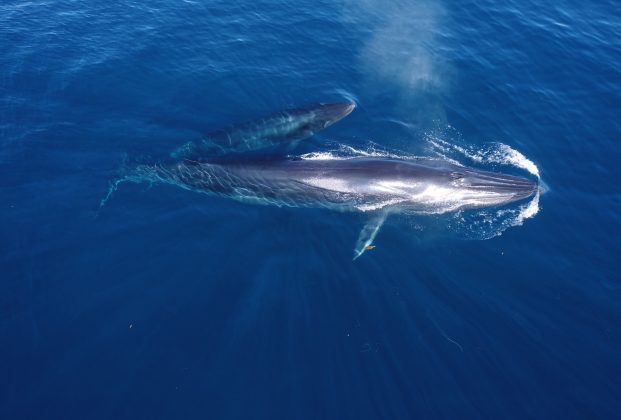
[353,212,389,260]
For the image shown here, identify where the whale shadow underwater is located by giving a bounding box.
[105,101,539,259]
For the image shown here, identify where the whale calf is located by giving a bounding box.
[172,102,356,160]
[114,156,538,258]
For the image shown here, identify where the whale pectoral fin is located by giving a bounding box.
[353,212,389,260]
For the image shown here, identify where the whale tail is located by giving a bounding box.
[100,154,163,208]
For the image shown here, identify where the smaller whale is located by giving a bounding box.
[172,101,356,160]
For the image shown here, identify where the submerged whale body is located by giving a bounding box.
[107,101,539,259]
[172,101,356,160]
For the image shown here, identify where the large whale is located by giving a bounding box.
[112,155,538,259]
[171,102,356,160]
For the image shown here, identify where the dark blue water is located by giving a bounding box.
[2,0,620,418]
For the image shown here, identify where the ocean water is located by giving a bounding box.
[2,0,620,418]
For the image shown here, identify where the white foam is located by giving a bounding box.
[510,189,540,226]
[422,135,544,238]
[299,144,417,161]
[339,144,412,159]
[497,144,540,179]
[356,198,406,212]
[298,152,343,161]
[427,137,540,179]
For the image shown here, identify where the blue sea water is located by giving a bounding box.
[1,0,621,418]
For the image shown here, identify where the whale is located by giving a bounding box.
[171,101,356,160]
[110,155,538,259]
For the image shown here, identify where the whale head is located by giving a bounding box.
[314,101,356,128]
[293,101,356,132]
[327,158,538,213]
[435,166,539,209]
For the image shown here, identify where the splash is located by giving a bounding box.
[447,188,540,240]
[427,136,540,179]
[425,134,542,238]
[298,151,343,161]
[513,189,540,226]
[299,143,418,161]
[496,144,540,178]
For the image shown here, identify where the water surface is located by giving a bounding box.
[2,0,620,418]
